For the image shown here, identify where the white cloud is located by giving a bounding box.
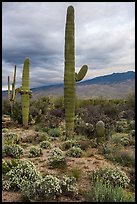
[2,2,135,90]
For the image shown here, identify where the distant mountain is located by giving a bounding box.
[78,71,135,85]
[2,71,135,99]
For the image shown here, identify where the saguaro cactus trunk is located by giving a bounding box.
[20,58,31,127]
[64,6,75,135]
[64,6,88,136]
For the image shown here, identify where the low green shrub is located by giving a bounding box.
[60,139,78,151]
[66,146,83,158]
[48,128,62,137]
[48,148,66,168]
[40,141,51,149]
[21,175,62,201]
[92,166,130,188]
[60,176,78,196]
[29,146,43,157]
[2,144,24,158]
[3,132,20,145]
[110,133,130,146]
[2,159,20,174]
[84,179,135,202]
[2,159,42,191]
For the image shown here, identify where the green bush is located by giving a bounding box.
[60,176,78,196]
[3,132,20,145]
[84,179,135,202]
[48,148,66,168]
[21,175,62,201]
[60,139,78,151]
[48,128,62,137]
[75,116,94,137]
[29,146,43,157]
[92,166,130,188]
[113,149,135,167]
[21,175,78,201]
[2,144,24,158]
[128,120,135,130]
[2,159,20,174]
[110,133,130,146]
[40,141,51,149]
[2,159,42,191]
[66,146,83,158]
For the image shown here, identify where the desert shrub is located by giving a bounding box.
[112,149,135,167]
[77,139,90,150]
[92,166,130,188]
[68,167,81,181]
[2,99,11,115]
[2,128,9,133]
[66,146,83,158]
[77,105,116,138]
[110,133,130,146]
[21,132,49,144]
[2,159,20,174]
[128,120,135,130]
[21,175,78,201]
[48,128,62,137]
[50,108,65,118]
[130,129,135,137]
[60,176,78,196]
[2,159,11,174]
[75,116,94,137]
[60,139,78,151]
[10,100,22,124]
[2,159,42,191]
[48,148,66,168]
[40,141,51,149]
[53,96,64,109]
[21,175,62,201]
[3,132,20,145]
[2,144,24,158]
[115,119,128,133]
[84,179,135,202]
[29,146,43,157]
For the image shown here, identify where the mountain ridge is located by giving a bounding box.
[2,71,135,99]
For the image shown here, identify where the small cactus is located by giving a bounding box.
[8,65,17,112]
[96,121,105,143]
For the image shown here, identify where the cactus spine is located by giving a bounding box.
[64,6,88,135]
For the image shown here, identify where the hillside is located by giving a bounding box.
[2,71,135,99]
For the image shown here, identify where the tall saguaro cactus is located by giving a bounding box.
[19,58,32,127]
[64,6,88,135]
[7,58,32,127]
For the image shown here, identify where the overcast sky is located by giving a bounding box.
[2,2,135,90]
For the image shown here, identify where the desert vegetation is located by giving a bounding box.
[2,93,135,202]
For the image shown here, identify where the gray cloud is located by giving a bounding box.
[2,2,135,90]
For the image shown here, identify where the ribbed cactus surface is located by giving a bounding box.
[21,58,31,127]
[64,6,75,134]
[64,6,88,135]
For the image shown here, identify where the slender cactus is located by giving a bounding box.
[19,58,32,127]
[7,58,32,127]
[8,65,17,113]
[64,6,88,135]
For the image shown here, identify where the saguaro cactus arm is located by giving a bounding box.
[75,65,88,82]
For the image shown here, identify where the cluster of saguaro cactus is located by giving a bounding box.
[8,58,32,127]
[96,120,105,143]
[64,6,88,135]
